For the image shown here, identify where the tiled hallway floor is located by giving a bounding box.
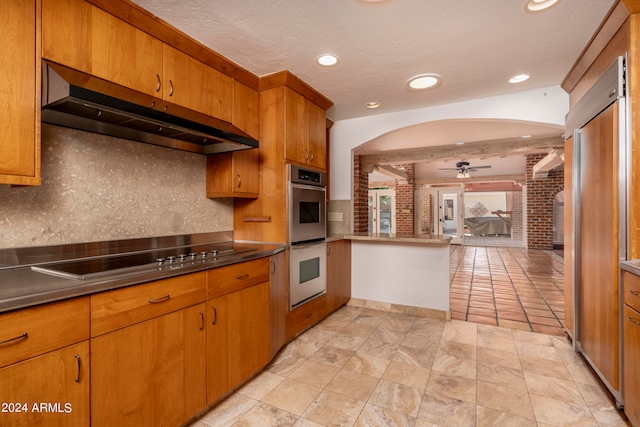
[190,306,627,426]
[450,246,566,336]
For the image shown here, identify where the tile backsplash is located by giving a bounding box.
[327,199,350,235]
[0,125,232,248]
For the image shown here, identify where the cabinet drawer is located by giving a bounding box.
[0,297,90,368]
[624,271,640,312]
[207,258,270,299]
[91,272,206,336]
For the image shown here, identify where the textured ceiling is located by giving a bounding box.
[131,0,615,121]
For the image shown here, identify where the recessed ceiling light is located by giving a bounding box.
[405,74,442,90]
[365,102,381,109]
[525,0,560,12]
[521,134,533,139]
[509,74,530,83]
[316,54,339,67]
[455,141,465,145]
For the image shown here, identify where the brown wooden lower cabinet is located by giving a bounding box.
[0,341,90,427]
[91,303,207,426]
[327,240,351,311]
[207,282,270,404]
[624,303,640,426]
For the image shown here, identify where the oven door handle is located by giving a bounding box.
[291,183,326,192]
[290,239,326,249]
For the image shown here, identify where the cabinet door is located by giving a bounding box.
[307,101,327,170]
[0,0,40,185]
[207,282,270,404]
[327,240,351,312]
[163,44,233,121]
[284,88,308,165]
[269,252,287,359]
[91,304,206,426]
[624,304,640,426]
[0,341,89,427]
[42,0,163,98]
[206,149,259,198]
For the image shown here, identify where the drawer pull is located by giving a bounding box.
[148,294,170,304]
[169,80,174,97]
[629,316,640,326]
[211,306,217,325]
[236,273,250,280]
[271,260,276,275]
[199,311,205,330]
[0,332,28,345]
[75,354,81,383]
[630,290,640,297]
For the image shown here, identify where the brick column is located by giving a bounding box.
[526,154,564,249]
[353,155,369,233]
[394,163,415,234]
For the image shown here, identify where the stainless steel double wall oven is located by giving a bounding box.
[288,164,327,310]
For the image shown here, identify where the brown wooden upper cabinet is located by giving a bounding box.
[162,44,233,122]
[42,0,236,128]
[285,88,327,171]
[206,149,260,198]
[42,0,163,99]
[0,0,41,186]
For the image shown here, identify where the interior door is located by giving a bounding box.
[368,189,395,234]
[436,188,463,244]
[576,102,620,393]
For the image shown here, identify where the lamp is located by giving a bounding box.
[457,171,471,179]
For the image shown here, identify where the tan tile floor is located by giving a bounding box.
[190,305,629,426]
[189,246,629,426]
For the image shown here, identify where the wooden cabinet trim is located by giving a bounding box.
[0,296,90,368]
[206,257,269,299]
[91,272,206,336]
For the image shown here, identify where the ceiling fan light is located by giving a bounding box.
[456,172,465,179]
[464,172,471,178]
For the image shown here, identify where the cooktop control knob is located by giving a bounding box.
[156,258,166,265]
[211,250,219,256]
[200,251,208,258]
[178,254,187,261]
[166,256,176,263]
[189,252,197,259]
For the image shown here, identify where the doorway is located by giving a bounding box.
[415,187,463,244]
[368,189,395,234]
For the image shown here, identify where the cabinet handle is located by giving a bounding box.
[630,290,640,297]
[169,80,174,97]
[199,311,205,330]
[305,149,309,160]
[0,332,28,345]
[327,246,331,255]
[237,174,242,188]
[211,306,217,325]
[163,105,168,112]
[148,294,170,304]
[155,74,161,92]
[629,316,640,326]
[150,101,156,108]
[271,260,276,275]
[74,354,81,383]
[236,273,250,280]
[310,151,314,162]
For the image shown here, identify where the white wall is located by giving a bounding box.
[464,192,507,218]
[329,85,569,203]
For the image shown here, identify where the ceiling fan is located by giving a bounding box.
[438,161,491,178]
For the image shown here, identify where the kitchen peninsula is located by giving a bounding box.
[344,233,451,318]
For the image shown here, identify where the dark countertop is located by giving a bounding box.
[621,260,640,277]
[344,232,452,246]
[0,238,284,313]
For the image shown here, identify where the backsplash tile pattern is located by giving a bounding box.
[0,125,232,248]
[327,199,350,235]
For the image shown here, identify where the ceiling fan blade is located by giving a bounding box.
[437,168,461,171]
[472,165,492,169]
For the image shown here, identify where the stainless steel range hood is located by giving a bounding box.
[41,61,258,154]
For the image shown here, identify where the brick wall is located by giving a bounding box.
[416,189,433,234]
[394,163,415,234]
[526,154,564,249]
[353,155,369,233]
[506,190,523,240]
